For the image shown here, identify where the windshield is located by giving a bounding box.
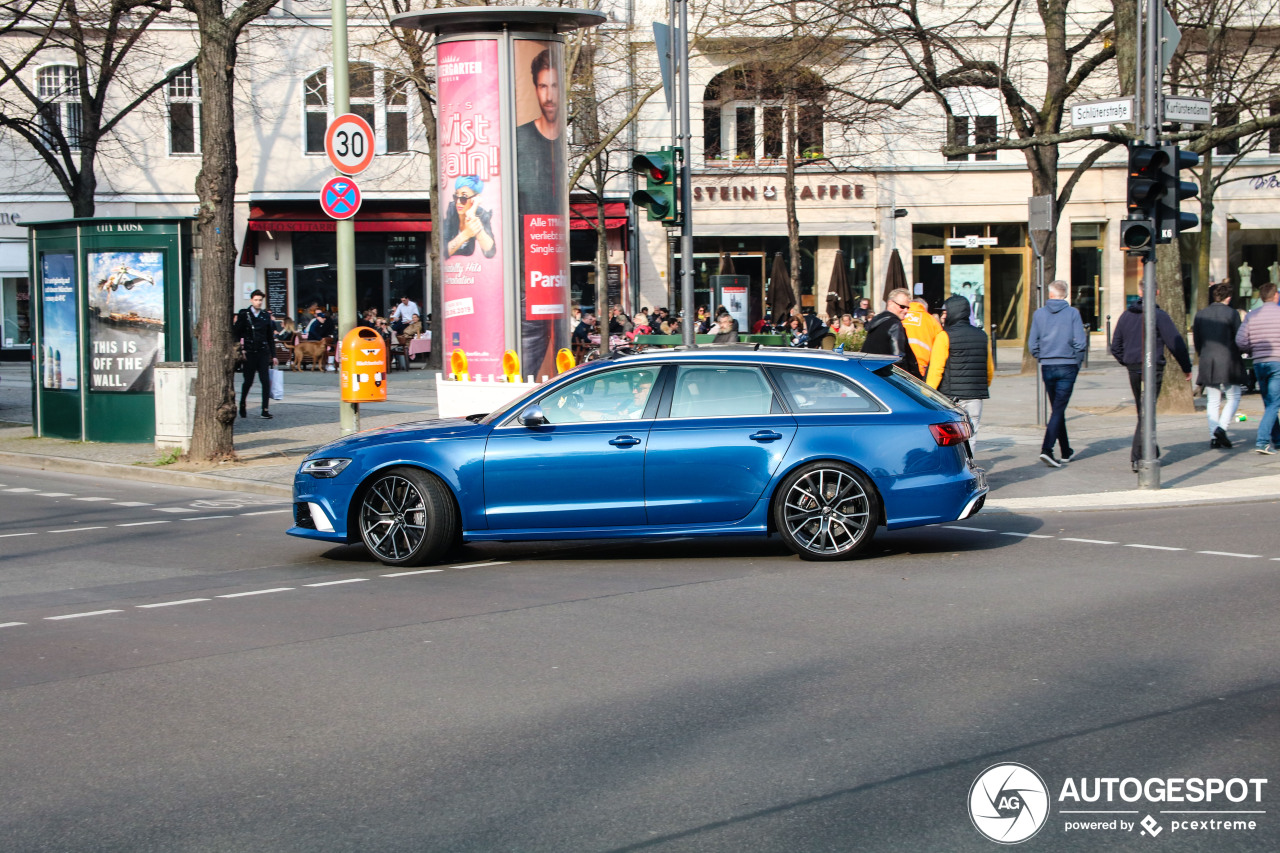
[878,365,960,413]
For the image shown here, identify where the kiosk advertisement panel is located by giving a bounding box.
[514,38,570,379]
[39,252,79,391]
[437,38,505,378]
[86,251,165,393]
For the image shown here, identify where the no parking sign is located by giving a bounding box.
[320,176,362,220]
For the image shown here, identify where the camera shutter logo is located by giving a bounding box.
[969,763,1050,844]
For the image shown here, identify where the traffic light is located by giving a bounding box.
[632,147,679,225]
[1122,143,1167,258]
[1155,145,1199,243]
[1120,216,1156,256]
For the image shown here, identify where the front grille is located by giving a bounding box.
[294,502,316,529]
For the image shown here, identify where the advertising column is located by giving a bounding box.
[513,39,570,379]
[436,39,506,378]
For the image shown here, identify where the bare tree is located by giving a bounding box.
[0,0,195,215]
[182,0,279,460]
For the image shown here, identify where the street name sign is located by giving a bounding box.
[320,176,362,220]
[325,113,375,176]
[946,236,999,249]
[1071,97,1134,127]
[1163,96,1211,125]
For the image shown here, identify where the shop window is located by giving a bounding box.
[166,67,200,155]
[973,115,997,161]
[704,107,722,160]
[304,64,412,156]
[947,115,997,161]
[990,223,1025,247]
[735,106,756,159]
[1216,105,1240,155]
[702,64,825,164]
[913,225,945,250]
[36,65,81,151]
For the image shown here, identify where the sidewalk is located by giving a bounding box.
[3,346,1280,512]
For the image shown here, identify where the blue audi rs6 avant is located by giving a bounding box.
[289,347,987,565]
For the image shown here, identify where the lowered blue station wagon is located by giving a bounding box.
[289,347,987,565]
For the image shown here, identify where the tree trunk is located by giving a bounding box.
[784,92,800,312]
[70,150,96,217]
[596,182,609,357]
[1195,150,1215,314]
[1156,240,1195,413]
[189,22,240,460]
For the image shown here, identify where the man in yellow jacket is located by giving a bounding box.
[927,294,995,448]
[902,296,943,378]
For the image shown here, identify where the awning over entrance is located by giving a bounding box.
[241,200,433,265]
[1230,213,1280,230]
[568,201,628,231]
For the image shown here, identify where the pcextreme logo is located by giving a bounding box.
[968,765,1268,844]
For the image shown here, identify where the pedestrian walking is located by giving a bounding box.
[1028,280,1087,467]
[233,289,278,419]
[1109,291,1192,471]
[903,296,943,378]
[1194,281,1246,449]
[927,295,993,446]
[1235,282,1280,454]
[862,288,921,376]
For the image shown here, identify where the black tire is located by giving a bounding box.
[357,467,458,567]
[773,461,879,561]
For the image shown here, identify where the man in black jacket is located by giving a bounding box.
[861,288,920,376]
[1193,281,1245,448]
[1110,292,1192,471]
[233,289,277,419]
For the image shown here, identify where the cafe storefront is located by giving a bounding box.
[911,223,1031,342]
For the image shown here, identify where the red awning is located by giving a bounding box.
[568,201,628,231]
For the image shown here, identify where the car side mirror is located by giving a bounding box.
[520,405,547,427]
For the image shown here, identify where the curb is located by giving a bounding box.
[0,451,293,499]
[983,474,1280,514]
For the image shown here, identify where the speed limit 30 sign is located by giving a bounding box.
[325,113,375,175]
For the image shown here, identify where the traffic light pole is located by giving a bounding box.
[1138,0,1160,489]
[676,0,694,347]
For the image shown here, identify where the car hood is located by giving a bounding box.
[307,417,489,457]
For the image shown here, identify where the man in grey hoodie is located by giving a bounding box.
[1028,280,1088,467]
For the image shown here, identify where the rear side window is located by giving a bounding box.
[771,368,884,413]
[670,365,776,417]
[879,365,956,411]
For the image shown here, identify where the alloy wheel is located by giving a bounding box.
[781,467,871,556]
[360,474,428,562]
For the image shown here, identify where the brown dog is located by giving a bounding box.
[292,336,331,371]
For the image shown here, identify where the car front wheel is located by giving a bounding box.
[357,467,458,567]
[774,462,879,561]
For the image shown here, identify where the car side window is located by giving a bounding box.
[771,368,884,414]
[669,366,776,418]
[538,367,659,423]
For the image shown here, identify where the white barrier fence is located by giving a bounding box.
[435,373,547,419]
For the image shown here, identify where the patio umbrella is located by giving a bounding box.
[826,249,851,317]
[767,253,796,321]
[882,248,907,303]
[717,252,736,275]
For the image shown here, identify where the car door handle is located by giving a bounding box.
[609,435,642,447]
[749,431,783,442]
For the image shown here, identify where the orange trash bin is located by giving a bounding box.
[340,327,388,403]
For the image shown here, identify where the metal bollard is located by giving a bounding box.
[990,323,998,370]
[1105,314,1112,351]
[1083,324,1090,368]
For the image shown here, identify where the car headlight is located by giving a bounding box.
[301,458,351,479]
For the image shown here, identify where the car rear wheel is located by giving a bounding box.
[358,467,457,567]
[774,462,879,561]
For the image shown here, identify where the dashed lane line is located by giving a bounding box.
[381,569,445,578]
[136,598,211,609]
[117,521,170,527]
[1125,544,1186,551]
[45,610,123,621]
[153,507,197,514]
[72,497,113,502]
[4,487,37,493]
[449,561,511,570]
[240,509,290,517]
[1000,532,1054,539]
[0,532,37,538]
[304,578,369,587]
[1060,538,1119,545]
[36,492,73,497]
[0,622,26,628]
[946,525,995,533]
[181,515,233,522]
[113,501,153,507]
[216,588,295,599]
[48,526,109,534]
[1197,550,1260,559]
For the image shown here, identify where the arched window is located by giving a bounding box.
[702,65,825,164]
[304,63,413,156]
[166,66,200,155]
[36,65,82,150]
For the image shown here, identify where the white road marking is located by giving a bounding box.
[1197,550,1260,559]
[0,532,37,538]
[304,578,369,587]
[1126,544,1185,551]
[37,492,74,497]
[449,561,511,570]
[381,569,445,577]
[72,497,113,502]
[137,598,210,608]
[117,520,170,527]
[48,526,108,533]
[0,621,26,628]
[216,588,295,598]
[946,525,995,533]
[1000,532,1054,539]
[154,507,197,513]
[113,501,153,507]
[4,487,38,493]
[1060,538,1119,545]
[240,509,290,516]
[181,515,233,521]
[45,609,122,620]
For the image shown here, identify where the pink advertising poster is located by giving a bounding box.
[437,39,504,377]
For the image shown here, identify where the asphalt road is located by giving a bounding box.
[1,465,1277,852]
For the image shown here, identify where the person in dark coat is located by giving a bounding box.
[1193,281,1245,449]
[861,288,920,376]
[1110,292,1192,471]
[233,289,277,419]
[927,295,993,447]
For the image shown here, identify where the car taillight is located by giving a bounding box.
[929,420,972,446]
